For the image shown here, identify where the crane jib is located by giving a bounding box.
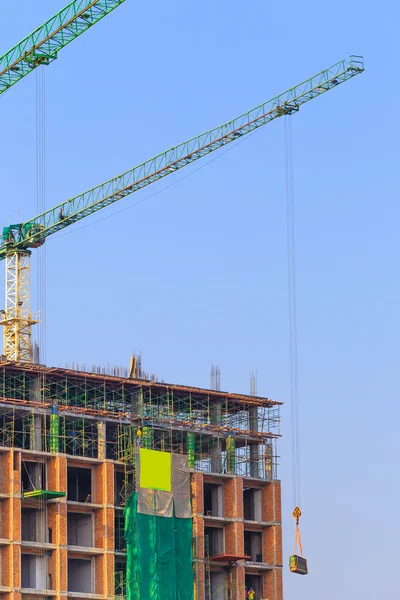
[0,56,364,260]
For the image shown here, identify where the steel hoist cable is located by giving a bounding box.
[285,116,307,571]
[285,115,301,509]
[36,66,47,364]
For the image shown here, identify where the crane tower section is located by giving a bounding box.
[2,251,37,362]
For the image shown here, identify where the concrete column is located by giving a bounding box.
[28,376,43,451]
[133,387,144,417]
[210,439,222,474]
[210,399,223,474]
[30,377,41,402]
[250,444,259,478]
[210,400,222,425]
[265,442,273,480]
[249,406,258,432]
[249,407,259,477]
[30,413,42,451]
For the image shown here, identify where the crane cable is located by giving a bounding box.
[284,116,304,557]
[36,65,47,364]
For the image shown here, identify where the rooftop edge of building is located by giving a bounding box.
[0,359,282,408]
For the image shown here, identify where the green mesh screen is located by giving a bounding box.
[125,492,194,600]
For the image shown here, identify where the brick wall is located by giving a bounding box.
[192,474,283,600]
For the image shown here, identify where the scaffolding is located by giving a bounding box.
[0,363,281,482]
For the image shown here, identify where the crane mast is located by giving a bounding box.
[2,253,35,362]
[0,0,125,96]
[0,55,364,362]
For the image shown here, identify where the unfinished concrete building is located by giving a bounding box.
[0,360,282,600]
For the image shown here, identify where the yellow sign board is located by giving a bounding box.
[139,448,172,492]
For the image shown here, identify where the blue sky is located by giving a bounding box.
[1,1,399,598]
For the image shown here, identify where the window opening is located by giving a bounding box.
[21,554,47,589]
[21,508,46,543]
[245,574,262,599]
[67,466,92,502]
[21,460,46,493]
[115,512,126,551]
[67,513,93,547]
[115,560,126,597]
[243,488,262,521]
[204,526,224,557]
[115,471,125,507]
[206,572,226,600]
[68,558,93,593]
[244,530,263,562]
[203,482,223,517]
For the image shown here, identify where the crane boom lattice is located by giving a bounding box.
[0,0,125,96]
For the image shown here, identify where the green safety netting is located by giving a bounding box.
[125,492,194,600]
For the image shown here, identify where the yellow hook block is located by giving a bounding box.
[293,506,302,522]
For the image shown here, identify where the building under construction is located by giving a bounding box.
[0,359,282,600]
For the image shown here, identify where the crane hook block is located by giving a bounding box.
[293,506,302,522]
[290,506,308,575]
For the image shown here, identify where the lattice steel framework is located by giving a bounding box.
[1,252,37,362]
[0,0,125,96]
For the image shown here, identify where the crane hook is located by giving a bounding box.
[293,506,302,524]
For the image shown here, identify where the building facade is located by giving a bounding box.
[0,361,282,600]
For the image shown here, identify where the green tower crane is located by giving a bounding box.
[0,56,364,361]
[0,0,125,96]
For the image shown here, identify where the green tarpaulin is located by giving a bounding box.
[125,492,194,600]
